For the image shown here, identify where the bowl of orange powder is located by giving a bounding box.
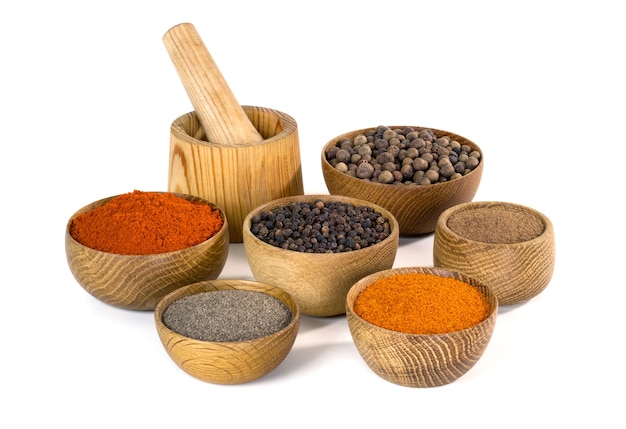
[346,266,498,388]
[65,190,229,310]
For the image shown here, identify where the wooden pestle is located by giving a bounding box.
[163,23,264,145]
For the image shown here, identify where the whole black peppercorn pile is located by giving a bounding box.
[250,199,391,253]
[326,125,481,185]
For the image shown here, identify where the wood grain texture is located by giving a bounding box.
[242,195,400,317]
[162,23,263,146]
[65,193,230,310]
[433,201,555,305]
[346,266,498,388]
[168,106,304,243]
[321,126,483,236]
[154,280,300,385]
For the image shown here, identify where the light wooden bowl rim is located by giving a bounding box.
[321,125,484,192]
[242,193,400,257]
[66,191,229,257]
[154,279,301,344]
[436,200,554,247]
[171,105,298,148]
[346,266,499,336]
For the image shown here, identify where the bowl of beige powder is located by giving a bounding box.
[433,201,555,305]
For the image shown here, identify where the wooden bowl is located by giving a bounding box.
[433,201,555,306]
[65,192,229,310]
[322,126,483,236]
[242,194,400,317]
[346,266,498,388]
[154,279,300,384]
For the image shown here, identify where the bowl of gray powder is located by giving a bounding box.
[154,279,300,384]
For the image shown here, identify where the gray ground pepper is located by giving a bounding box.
[162,290,292,342]
[447,205,545,244]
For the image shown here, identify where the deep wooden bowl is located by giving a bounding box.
[433,201,555,305]
[321,126,483,236]
[65,192,229,310]
[154,279,300,384]
[242,194,400,317]
[168,106,304,243]
[346,266,498,388]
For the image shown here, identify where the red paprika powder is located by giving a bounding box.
[353,273,491,335]
[70,190,224,255]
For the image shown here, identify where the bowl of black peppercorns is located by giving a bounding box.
[322,125,484,236]
[242,194,400,316]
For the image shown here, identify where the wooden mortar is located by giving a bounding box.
[164,23,304,242]
[168,107,303,242]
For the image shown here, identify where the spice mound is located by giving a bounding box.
[354,273,491,335]
[250,199,391,253]
[326,125,481,185]
[70,190,224,255]
[447,205,545,244]
[162,290,292,342]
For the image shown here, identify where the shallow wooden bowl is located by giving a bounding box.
[65,192,229,310]
[346,266,498,388]
[322,126,483,236]
[154,279,300,384]
[242,194,400,317]
[433,201,555,305]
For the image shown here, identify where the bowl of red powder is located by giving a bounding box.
[65,190,229,310]
[433,201,555,305]
[346,266,498,388]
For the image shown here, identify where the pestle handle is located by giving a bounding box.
[163,23,264,145]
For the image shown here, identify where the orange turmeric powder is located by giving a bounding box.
[353,273,491,334]
[70,190,224,255]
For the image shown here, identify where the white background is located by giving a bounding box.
[2,1,624,428]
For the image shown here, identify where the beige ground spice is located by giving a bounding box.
[447,205,544,244]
